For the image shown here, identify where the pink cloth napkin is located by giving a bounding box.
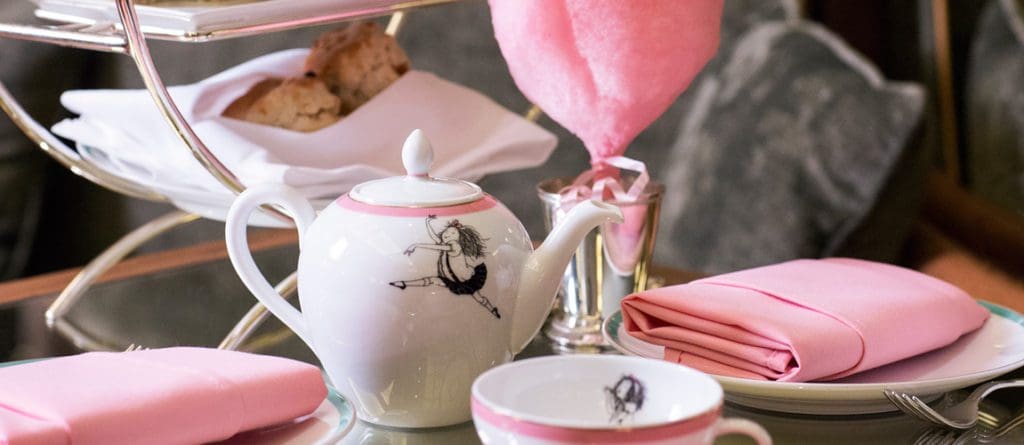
[0,347,327,445]
[621,258,990,382]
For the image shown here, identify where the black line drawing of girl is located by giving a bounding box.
[389,215,501,319]
[605,374,645,424]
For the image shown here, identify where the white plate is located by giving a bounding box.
[603,301,1024,415]
[32,0,456,37]
[79,144,330,227]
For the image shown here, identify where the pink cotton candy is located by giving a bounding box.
[489,0,723,159]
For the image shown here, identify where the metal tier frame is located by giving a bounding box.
[0,0,472,353]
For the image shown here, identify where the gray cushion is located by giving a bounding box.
[966,0,1024,215]
[655,23,925,273]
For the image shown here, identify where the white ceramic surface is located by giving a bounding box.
[470,355,771,445]
[603,302,1024,415]
[225,131,623,428]
[349,130,483,207]
[32,0,446,35]
[339,420,481,445]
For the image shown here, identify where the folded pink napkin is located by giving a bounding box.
[622,258,990,382]
[0,347,326,445]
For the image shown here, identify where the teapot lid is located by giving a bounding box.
[348,130,483,207]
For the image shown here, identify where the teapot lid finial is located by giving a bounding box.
[402,129,433,177]
[348,130,483,207]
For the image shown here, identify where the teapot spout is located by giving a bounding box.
[510,200,624,353]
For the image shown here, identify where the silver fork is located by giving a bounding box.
[885,379,1024,429]
[912,429,962,445]
[978,407,1024,442]
[912,408,1024,445]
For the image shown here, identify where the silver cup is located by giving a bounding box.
[537,177,663,351]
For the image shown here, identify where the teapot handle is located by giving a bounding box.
[225,183,317,349]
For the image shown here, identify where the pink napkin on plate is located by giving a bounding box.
[621,258,990,382]
[0,347,326,445]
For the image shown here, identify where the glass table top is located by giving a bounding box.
[2,243,1022,444]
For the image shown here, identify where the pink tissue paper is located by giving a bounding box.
[489,0,723,159]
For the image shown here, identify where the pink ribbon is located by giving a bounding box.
[558,156,649,209]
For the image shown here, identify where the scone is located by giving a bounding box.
[304,22,410,114]
[221,22,409,132]
[223,77,342,132]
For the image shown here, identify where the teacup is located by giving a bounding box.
[471,355,771,445]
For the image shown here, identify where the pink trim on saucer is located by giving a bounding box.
[471,398,720,443]
[335,195,497,217]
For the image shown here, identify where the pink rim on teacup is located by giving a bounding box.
[471,397,722,443]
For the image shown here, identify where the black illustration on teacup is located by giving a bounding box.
[389,215,501,319]
[605,374,645,424]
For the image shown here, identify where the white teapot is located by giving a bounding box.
[225,130,623,428]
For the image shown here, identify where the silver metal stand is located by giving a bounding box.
[45,211,200,351]
[218,272,297,351]
[0,1,452,351]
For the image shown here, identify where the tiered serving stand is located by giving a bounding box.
[0,0,483,353]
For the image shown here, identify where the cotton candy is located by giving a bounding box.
[489,0,723,159]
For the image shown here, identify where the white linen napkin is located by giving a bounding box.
[53,49,557,199]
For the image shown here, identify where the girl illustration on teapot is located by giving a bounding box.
[389,215,501,319]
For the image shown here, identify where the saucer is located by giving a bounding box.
[339,420,481,444]
[603,301,1024,415]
